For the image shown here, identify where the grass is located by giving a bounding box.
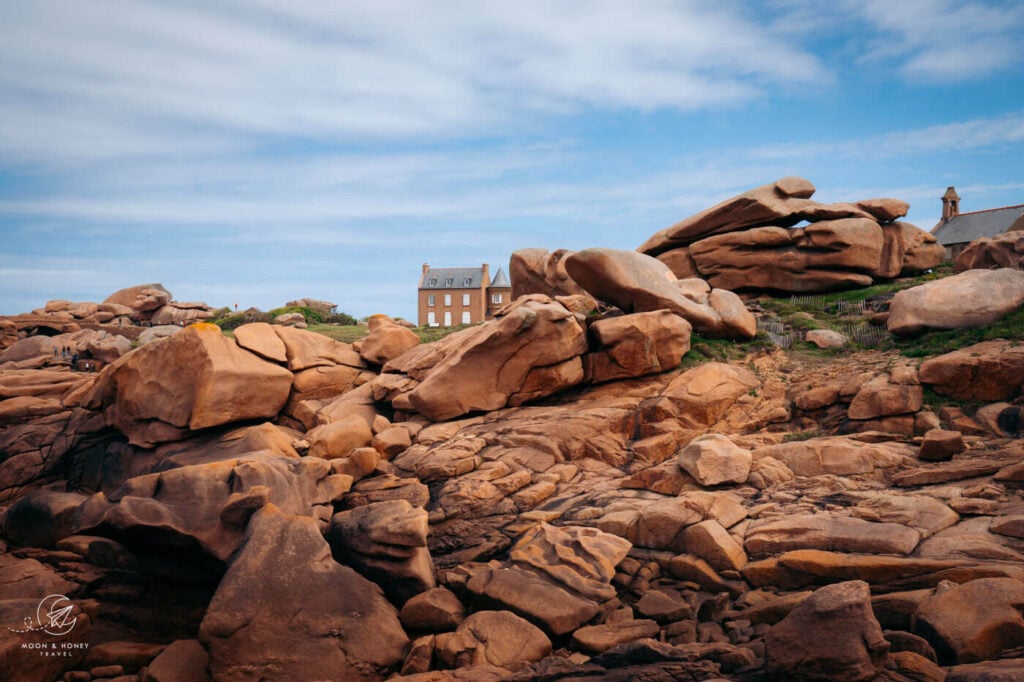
[896,306,1024,358]
[680,332,775,369]
[305,322,473,345]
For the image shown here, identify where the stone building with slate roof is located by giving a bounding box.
[931,186,1024,259]
[417,263,512,327]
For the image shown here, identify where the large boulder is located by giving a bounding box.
[509,248,591,299]
[383,296,587,421]
[436,610,551,671]
[103,283,172,318]
[687,219,883,293]
[357,314,421,366]
[954,230,1024,272]
[199,505,408,681]
[150,301,214,325]
[563,248,756,339]
[918,340,1024,401]
[887,268,1024,336]
[75,452,350,562]
[328,499,435,604]
[916,578,1024,664]
[584,311,691,383]
[87,323,293,447]
[638,176,818,255]
[677,433,752,486]
[764,580,890,681]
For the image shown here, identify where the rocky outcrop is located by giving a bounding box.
[638,178,941,295]
[355,314,421,366]
[382,296,587,421]
[563,248,757,338]
[509,248,591,300]
[199,505,408,680]
[954,230,1024,272]
[919,340,1024,401]
[765,581,889,680]
[888,268,1024,336]
[87,323,294,447]
[584,311,691,383]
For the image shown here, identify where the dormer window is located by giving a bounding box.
[445,278,454,286]
[429,278,437,286]
[463,277,472,286]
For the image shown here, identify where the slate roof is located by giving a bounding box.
[489,268,511,288]
[419,267,487,290]
[932,204,1024,246]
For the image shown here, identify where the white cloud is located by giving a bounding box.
[0,1,829,164]
[854,0,1024,81]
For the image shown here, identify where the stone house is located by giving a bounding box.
[417,263,512,327]
[931,186,1024,259]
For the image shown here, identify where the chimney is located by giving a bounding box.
[941,186,961,222]
[481,263,490,288]
[422,263,430,276]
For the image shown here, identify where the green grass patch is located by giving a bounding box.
[897,306,1024,358]
[680,332,775,368]
[305,324,369,343]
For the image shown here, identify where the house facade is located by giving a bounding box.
[417,263,512,327]
[931,186,1024,259]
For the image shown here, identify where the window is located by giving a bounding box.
[462,293,470,306]
[427,312,436,326]
[444,294,451,306]
[445,278,453,286]
[461,311,471,324]
[428,278,437,286]
[491,293,503,304]
[444,311,452,327]
[463,277,472,286]
[427,294,435,306]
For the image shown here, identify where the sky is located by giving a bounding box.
[2,0,1023,321]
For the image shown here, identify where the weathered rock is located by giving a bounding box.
[851,494,959,538]
[806,329,847,349]
[509,523,631,602]
[564,248,756,338]
[638,176,818,254]
[571,619,661,655]
[103,283,172,317]
[400,587,466,632]
[4,490,88,548]
[436,610,551,671]
[87,324,293,447]
[466,565,601,637]
[144,639,210,682]
[273,324,365,370]
[990,515,1024,540]
[384,296,587,421]
[947,659,1024,681]
[584,311,691,383]
[150,301,214,325]
[307,414,374,459]
[919,428,966,461]
[199,505,408,680]
[233,322,288,363]
[0,552,78,599]
[684,519,747,572]
[677,433,752,486]
[662,362,760,427]
[509,248,590,299]
[274,311,307,327]
[764,581,889,681]
[688,220,883,293]
[285,298,337,315]
[328,499,435,604]
[916,578,1024,664]
[888,268,1024,336]
[76,452,349,562]
[753,436,911,477]
[847,372,923,420]
[358,314,421,366]
[745,514,922,557]
[918,340,1024,401]
[954,230,1024,272]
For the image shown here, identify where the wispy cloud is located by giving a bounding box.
[854,0,1024,81]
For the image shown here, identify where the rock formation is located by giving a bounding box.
[637,177,943,294]
[3,204,1024,679]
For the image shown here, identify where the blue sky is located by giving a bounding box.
[2,0,1023,321]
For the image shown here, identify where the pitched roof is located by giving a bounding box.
[489,268,510,288]
[419,266,486,290]
[932,204,1024,246]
